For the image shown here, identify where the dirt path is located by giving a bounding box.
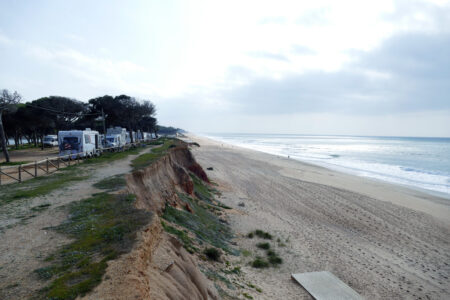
[0,147,151,299]
[190,136,450,300]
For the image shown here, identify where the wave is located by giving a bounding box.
[203,133,450,197]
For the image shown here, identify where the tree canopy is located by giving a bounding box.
[1,93,159,154]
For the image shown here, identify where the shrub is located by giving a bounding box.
[256,242,270,250]
[268,255,283,265]
[251,257,269,268]
[247,232,254,238]
[204,247,221,261]
[254,230,272,239]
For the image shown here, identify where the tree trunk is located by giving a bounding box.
[0,112,11,162]
[41,133,44,150]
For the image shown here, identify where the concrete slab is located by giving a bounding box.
[292,271,363,300]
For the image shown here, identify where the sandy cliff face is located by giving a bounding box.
[127,146,208,214]
[80,145,218,300]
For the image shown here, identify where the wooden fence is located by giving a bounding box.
[0,142,142,185]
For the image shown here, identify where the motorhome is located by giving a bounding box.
[58,129,100,159]
[43,135,58,147]
[105,127,127,148]
[125,131,138,144]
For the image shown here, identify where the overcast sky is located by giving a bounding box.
[1,0,449,136]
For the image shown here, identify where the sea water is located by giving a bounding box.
[203,133,450,197]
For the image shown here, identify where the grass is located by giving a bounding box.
[0,166,89,207]
[241,249,252,257]
[247,283,262,293]
[161,221,197,254]
[242,292,254,299]
[7,143,40,151]
[34,192,152,300]
[84,146,142,165]
[0,161,30,166]
[131,138,176,170]
[223,266,241,275]
[92,174,126,191]
[162,174,235,254]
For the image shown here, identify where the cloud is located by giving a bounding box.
[220,31,450,115]
[0,33,12,45]
[248,51,290,62]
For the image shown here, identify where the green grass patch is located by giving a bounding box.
[92,174,126,191]
[84,146,142,165]
[130,139,177,170]
[223,266,241,275]
[161,221,197,254]
[203,268,235,290]
[0,166,89,206]
[7,144,40,151]
[162,176,235,254]
[241,249,252,257]
[0,161,30,166]
[34,192,152,300]
[162,196,234,253]
[242,292,254,299]
[130,152,160,170]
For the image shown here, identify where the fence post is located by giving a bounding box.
[18,165,22,182]
[46,158,49,174]
[0,167,2,185]
[35,161,38,177]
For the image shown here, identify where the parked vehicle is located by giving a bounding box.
[58,129,101,159]
[43,135,58,147]
[106,127,127,148]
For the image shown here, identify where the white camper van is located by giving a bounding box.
[43,135,58,147]
[58,129,100,159]
[106,127,127,148]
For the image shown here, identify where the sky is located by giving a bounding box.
[0,0,449,137]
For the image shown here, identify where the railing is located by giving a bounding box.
[0,141,144,186]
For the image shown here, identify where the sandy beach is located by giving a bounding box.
[187,134,450,299]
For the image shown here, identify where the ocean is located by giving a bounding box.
[203,133,450,197]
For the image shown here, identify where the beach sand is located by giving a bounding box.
[187,134,450,299]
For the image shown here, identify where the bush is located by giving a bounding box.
[204,247,221,261]
[267,249,283,265]
[256,242,270,250]
[247,232,254,238]
[268,255,283,265]
[254,230,272,239]
[251,257,269,268]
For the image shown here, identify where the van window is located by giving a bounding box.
[61,137,79,150]
[85,135,91,144]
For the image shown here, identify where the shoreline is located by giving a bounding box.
[200,133,450,200]
[186,132,450,299]
[189,133,450,226]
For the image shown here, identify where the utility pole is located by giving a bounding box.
[102,108,106,147]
